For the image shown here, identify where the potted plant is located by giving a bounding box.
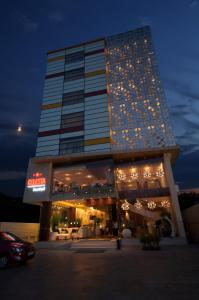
[140,234,161,250]
[151,234,161,250]
[140,234,151,250]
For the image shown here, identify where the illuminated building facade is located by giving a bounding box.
[106,28,175,150]
[23,26,186,241]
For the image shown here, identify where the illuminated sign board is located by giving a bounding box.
[27,172,46,192]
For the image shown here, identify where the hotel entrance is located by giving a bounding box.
[49,159,118,240]
[50,198,117,240]
[36,156,182,241]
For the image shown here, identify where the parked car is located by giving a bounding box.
[56,228,70,240]
[0,231,35,269]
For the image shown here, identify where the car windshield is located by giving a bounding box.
[0,232,23,242]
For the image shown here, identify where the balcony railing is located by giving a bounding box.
[51,184,116,201]
[118,187,170,201]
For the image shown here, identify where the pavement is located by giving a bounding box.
[0,241,199,300]
[34,237,187,250]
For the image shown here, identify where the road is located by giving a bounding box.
[0,245,199,300]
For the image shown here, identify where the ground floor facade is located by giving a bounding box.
[23,147,186,241]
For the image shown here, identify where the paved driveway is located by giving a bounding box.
[0,245,199,300]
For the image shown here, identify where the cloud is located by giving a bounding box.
[0,171,26,181]
[48,11,64,22]
[164,74,199,155]
[165,77,199,102]
[15,12,38,32]
[173,148,199,189]
[189,0,198,8]
[169,101,199,152]
[0,114,38,144]
[0,90,40,134]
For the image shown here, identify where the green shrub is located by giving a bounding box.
[139,233,161,250]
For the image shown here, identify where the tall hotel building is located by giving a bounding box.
[23,26,185,240]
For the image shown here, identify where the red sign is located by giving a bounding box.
[27,172,47,191]
[27,177,46,187]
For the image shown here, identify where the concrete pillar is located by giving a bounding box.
[39,201,52,241]
[163,153,186,238]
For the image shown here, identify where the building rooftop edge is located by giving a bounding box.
[47,37,105,55]
[47,25,150,55]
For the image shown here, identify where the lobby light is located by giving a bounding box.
[86,175,92,178]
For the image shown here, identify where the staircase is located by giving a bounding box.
[70,239,117,252]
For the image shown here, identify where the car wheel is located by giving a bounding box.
[0,254,8,269]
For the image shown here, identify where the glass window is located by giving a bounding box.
[59,136,84,155]
[65,51,84,64]
[61,112,84,129]
[115,159,167,191]
[64,68,84,82]
[52,160,114,195]
[63,90,84,106]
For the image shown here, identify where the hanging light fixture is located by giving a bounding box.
[143,172,151,178]
[121,200,130,211]
[130,173,138,180]
[161,199,170,208]
[155,170,165,177]
[117,173,126,181]
[147,201,156,210]
[134,200,142,210]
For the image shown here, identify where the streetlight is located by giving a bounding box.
[17,124,22,133]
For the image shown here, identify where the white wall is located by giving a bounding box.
[182,204,199,242]
[0,222,40,242]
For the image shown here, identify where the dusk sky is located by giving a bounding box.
[0,0,199,196]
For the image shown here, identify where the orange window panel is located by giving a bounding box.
[85,69,106,78]
[47,55,65,63]
[84,137,110,146]
[42,102,62,110]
